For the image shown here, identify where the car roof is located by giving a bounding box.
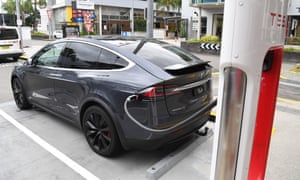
[0,26,18,29]
[48,37,180,80]
[52,36,171,57]
[56,36,167,47]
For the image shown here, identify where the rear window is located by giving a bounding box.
[0,28,18,40]
[121,41,203,69]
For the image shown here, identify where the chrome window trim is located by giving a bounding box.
[35,39,136,72]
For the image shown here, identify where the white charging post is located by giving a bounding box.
[210,0,288,179]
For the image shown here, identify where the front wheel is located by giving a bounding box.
[12,78,31,110]
[83,106,121,157]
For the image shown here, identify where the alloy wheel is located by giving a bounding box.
[83,106,121,156]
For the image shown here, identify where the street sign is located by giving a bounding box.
[192,17,199,31]
[84,23,93,32]
[47,9,53,20]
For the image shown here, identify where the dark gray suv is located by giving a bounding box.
[11,37,216,156]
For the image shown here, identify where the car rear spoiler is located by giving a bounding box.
[164,61,210,75]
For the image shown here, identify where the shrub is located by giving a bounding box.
[179,21,187,38]
[31,31,49,39]
[31,31,48,37]
[284,47,300,53]
[187,35,221,44]
[134,19,146,32]
[80,24,97,36]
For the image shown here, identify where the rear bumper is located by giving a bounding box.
[0,49,23,57]
[120,99,217,150]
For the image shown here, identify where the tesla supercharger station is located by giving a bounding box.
[210,0,288,180]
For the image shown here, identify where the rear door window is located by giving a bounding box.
[58,42,128,70]
[0,28,18,40]
[58,42,101,69]
[98,49,129,69]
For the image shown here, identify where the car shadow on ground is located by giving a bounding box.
[0,57,18,63]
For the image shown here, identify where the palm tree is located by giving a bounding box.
[156,0,181,12]
[2,0,46,27]
[156,0,182,36]
[2,0,17,14]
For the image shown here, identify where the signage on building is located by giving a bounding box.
[76,0,94,10]
[72,9,95,23]
[84,23,93,32]
[192,17,199,31]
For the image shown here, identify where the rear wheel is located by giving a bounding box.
[12,56,19,61]
[12,78,31,109]
[83,106,121,156]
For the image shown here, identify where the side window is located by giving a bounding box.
[98,49,128,69]
[0,29,18,40]
[58,42,101,69]
[34,43,65,67]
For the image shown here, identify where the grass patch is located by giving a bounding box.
[284,47,300,53]
[31,31,49,39]
[186,35,220,44]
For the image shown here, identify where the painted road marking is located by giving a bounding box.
[280,75,288,80]
[279,81,300,88]
[0,109,100,180]
[277,97,300,104]
[210,111,216,117]
[272,128,276,135]
[289,64,300,73]
[212,72,220,77]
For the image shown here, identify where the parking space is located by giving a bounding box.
[0,101,214,180]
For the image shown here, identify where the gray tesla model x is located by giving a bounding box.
[11,37,216,156]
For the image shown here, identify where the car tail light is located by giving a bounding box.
[19,40,22,49]
[138,85,181,101]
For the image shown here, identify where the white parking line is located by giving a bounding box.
[279,81,300,88]
[0,109,100,180]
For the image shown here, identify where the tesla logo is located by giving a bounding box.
[270,12,286,27]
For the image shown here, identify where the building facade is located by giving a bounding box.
[184,0,300,41]
[287,0,300,38]
[182,0,224,39]
[46,0,180,37]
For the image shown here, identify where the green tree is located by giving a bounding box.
[156,0,182,34]
[156,0,181,12]
[2,0,16,14]
[2,0,46,27]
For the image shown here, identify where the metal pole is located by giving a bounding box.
[15,0,23,48]
[197,8,201,40]
[131,0,134,35]
[146,0,153,38]
[99,6,102,36]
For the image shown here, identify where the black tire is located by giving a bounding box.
[83,106,121,157]
[12,78,31,110]
[12,57,19,61]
